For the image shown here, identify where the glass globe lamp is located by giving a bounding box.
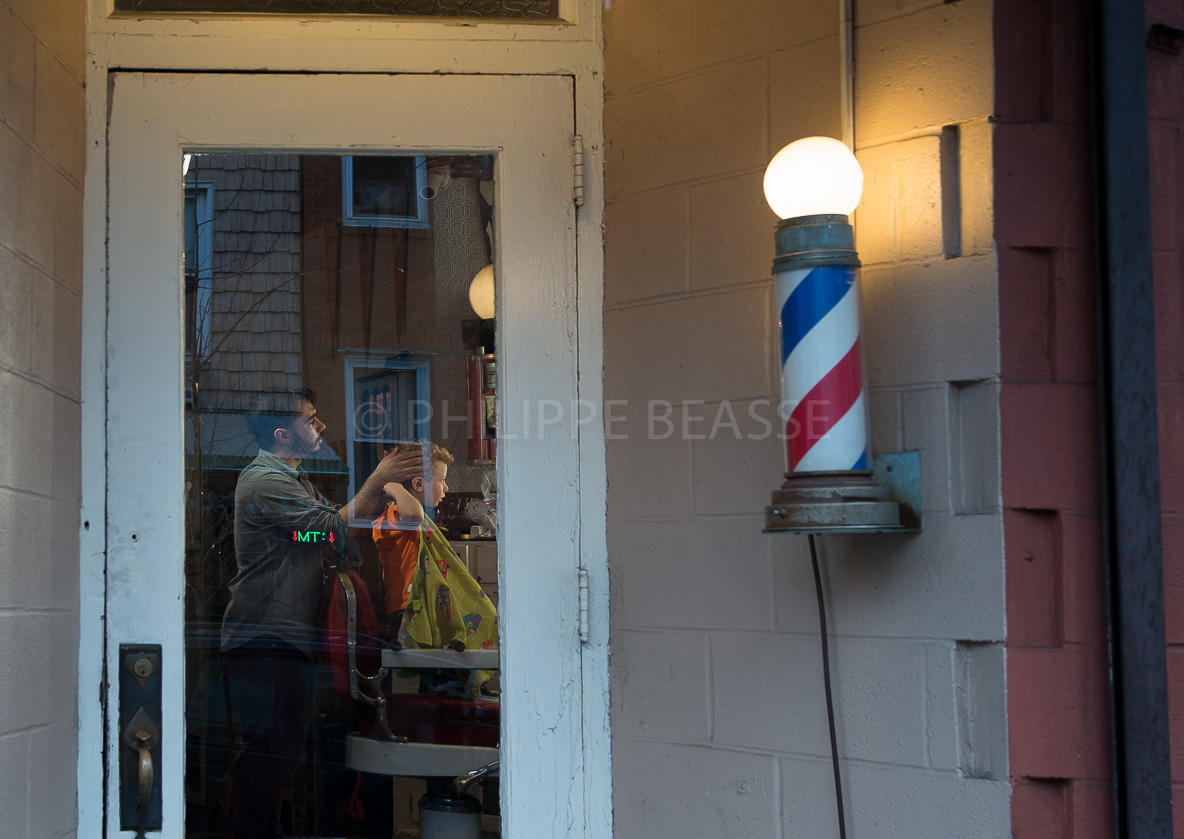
[763,136,864,220]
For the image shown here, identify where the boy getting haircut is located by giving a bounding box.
[371,441,453,639]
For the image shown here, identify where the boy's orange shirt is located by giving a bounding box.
[371,503,422,618]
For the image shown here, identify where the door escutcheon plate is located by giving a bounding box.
[119,644,162,832]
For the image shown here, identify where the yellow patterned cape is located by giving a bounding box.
[396,518,498,698]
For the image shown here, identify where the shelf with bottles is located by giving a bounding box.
[467,348,496,464]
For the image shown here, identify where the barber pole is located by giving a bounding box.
[764,213,902,533]
[759,138,909,532]
[777,264,869,473]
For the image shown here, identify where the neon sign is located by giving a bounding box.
[292,531,335,543]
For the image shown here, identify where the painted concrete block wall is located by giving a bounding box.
[992,1,1115,836]
[0,1,85,838]
[604,0,1008,836]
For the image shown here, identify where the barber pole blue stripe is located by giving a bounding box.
[780,266,856,364]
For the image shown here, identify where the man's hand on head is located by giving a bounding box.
[340,449,427,522]
[374,449,424,486]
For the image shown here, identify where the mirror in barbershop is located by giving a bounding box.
[182,153,502,838]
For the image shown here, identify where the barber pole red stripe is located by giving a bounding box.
[786,337,863,470]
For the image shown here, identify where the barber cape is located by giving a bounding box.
[397,516,498,698]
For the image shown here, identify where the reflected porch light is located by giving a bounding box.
[468,264,495,320]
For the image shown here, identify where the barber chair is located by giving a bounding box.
[333,572,500,839]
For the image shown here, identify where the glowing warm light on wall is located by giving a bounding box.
[469,264,495,319]
[763,136,865,220]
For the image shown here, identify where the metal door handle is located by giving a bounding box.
[121,705,160,836]
[133,730,154,838]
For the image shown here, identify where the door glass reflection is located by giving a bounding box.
[183,153,501,838]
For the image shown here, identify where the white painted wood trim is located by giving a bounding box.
[82,0,600,83]
[571,59,612,839]
[76,57,112,839]
[79,2,608,831]
[86,0,595,56]
[84,70,610,838]
[87,38,600,79]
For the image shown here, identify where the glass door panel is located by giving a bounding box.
[182,152,500,837]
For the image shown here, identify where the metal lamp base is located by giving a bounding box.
[764,470,910,534]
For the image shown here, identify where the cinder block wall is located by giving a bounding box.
[0,1,84,837]
[603,1,1009,836]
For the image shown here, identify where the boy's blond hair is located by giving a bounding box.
[394,440,454,466]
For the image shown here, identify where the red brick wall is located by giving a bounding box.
[1146,0,1184,829]
[300,156,474,463]
[995,0,1115,835]
[299,156,486,590]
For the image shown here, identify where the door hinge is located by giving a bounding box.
[578,568,590,644]
[572,135,586,208]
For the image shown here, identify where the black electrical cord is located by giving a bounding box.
[1084,1,1127,833]
[809,534,847,839]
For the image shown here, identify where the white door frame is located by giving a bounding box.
[80,71,611,838]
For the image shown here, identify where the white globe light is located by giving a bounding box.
[763,137,865,220]
[469,264,495,319]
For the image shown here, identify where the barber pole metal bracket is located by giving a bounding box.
[764,451,921,533]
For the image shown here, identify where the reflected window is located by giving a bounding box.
[343,156,430,229]
[345,352,432,509]
[183,181,215,380]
